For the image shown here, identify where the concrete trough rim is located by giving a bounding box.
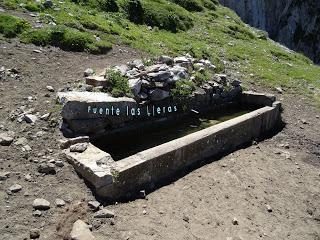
[116,105,274,171]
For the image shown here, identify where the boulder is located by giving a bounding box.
[231,79,242,87]
[14,137,28,146]
[38,163,56,175]
[70,220,95,240]
[0,172,10,180]
[194,63,205,70]
[94,208,115,218]
[0,132,14,146]
[215,74,227,85]
[149,89,170,101]
[9,184,22,193]
[33,198,50,210]
[147,71,172,82]
[174,56,189,63]
[24,114,38,124]
[169,66,188,82]
[113,64,129,76]
[128,78,142,96]
[85,76,107,88]
[145,64,169,73]
[84,68,94,77]
[55,198,66,207]
[30,228,40,239]
[159,55,174,65]
[46,86,55,92]
[70,143,88,153]
[193,88,209,103]
[130,59,145,70]
[79,84,94,92]
[59,136,90,149]
[137,92,148,101]
[141,79,153,88]
[125,69,140,79]
[88,201,100,211]
[40,113,51,121]
[43,0,53,8]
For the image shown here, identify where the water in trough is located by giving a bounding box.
[92,105,254,160]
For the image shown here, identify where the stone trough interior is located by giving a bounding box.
[62,91,282,201]
[91,103,256,161]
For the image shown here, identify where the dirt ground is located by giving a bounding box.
[0,40,319,240]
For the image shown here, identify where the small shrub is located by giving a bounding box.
[97,0,119,12]
[87,40,112,54]
[171,79,195,99]
[21,28,51,45]
[0,14,30,38]
[142,0,193,32]
[106,70,132,97]
[256,29,268,40]
[21,26,112,54]
[170,0,204,12]
[202,0,217,10]
[25,2,41,12]
[193,70,212,86]
[125,0,145,24]
[227,24,256,40]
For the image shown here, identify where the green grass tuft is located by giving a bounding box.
[105,70,133,97]
[0,14,30,37]
[170,0,204,12]
[24,2,41,12]
[21,26,112,53]
[171,79,196,100]
[193,70,213,86]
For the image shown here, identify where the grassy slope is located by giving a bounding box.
[1,0,320,106]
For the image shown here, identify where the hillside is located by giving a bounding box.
[220,0,320,64]
[1,0,320,106]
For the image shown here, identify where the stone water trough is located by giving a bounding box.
[57,56,282,200]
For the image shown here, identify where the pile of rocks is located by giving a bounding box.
[82,54,241,103]
[57,55,242,135]
[0,66,20,81]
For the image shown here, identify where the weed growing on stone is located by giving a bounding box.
[105,70,133,97]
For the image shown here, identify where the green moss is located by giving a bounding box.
[105,70,132,97]
[0,14,30,38]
